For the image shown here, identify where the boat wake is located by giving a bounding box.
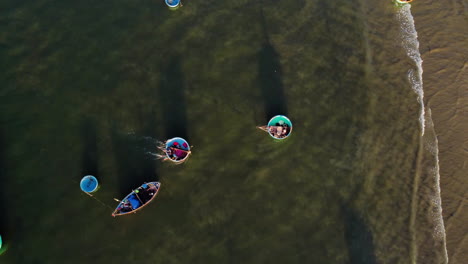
[396,5,425,136]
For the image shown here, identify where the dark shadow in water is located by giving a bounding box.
[111,124,158,197]
[258,9,288,120]
[158,55,188,140]
[80,118,98,178]
[342,205,377,264]
[0,128,8,242]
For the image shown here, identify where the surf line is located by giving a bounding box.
[396,5,448,264]
[427,108,449,264]
[410,108,449,264]
[396,4,425,136]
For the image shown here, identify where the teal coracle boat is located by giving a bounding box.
[258,115,292,140]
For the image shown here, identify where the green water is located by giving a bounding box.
[0,0,448,263]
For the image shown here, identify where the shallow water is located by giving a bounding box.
[0,0,453,263]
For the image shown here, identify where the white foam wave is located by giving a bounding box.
[396,5,425,135]
[397,6,448,263]
[425,108,449,263]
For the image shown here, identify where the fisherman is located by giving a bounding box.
[269,125,288,138]
[170,147,188,160]
[275,126,283,138]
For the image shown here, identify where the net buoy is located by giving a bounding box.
[165,0,181,9]
[80,175,99,193]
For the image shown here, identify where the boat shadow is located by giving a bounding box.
[158,55,189,140]
[80,118,99,179]
[258,42,288,120]
[111,124,159,197]
[257,8,288,121]
[0,128,8,243]
[342,205,378,264]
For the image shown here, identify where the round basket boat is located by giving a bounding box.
[165,137,191,163]
[267,115,292,140]
[165,0,181,9]
[80,175,99,193]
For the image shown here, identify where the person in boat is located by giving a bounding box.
[164,141,189,160]
[157,140,190,162]
[120,201,133,213]
[169,147,188,159]
[166,147,173,157]
[269,124,289,138]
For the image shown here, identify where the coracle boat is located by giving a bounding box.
[258,115,293,140]
[164,137,191,163]
[112,182,161,217]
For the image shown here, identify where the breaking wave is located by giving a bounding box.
[396,4,425,136]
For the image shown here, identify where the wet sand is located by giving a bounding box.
[413,1,468,263]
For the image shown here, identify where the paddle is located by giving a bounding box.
[169,147,191,154]
[134,190,145,205]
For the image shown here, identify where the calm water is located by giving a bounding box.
[0,0,448,263]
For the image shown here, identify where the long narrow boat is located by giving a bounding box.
[112,182,161,217]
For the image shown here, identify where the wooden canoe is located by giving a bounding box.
[112,182,161,217]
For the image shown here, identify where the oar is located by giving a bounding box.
[169,147,191,154]
[83,191,94,197]
[134,191,144,205]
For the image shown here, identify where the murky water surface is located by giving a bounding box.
[0,0,454,263]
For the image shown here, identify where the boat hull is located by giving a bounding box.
[112,182,161,217]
